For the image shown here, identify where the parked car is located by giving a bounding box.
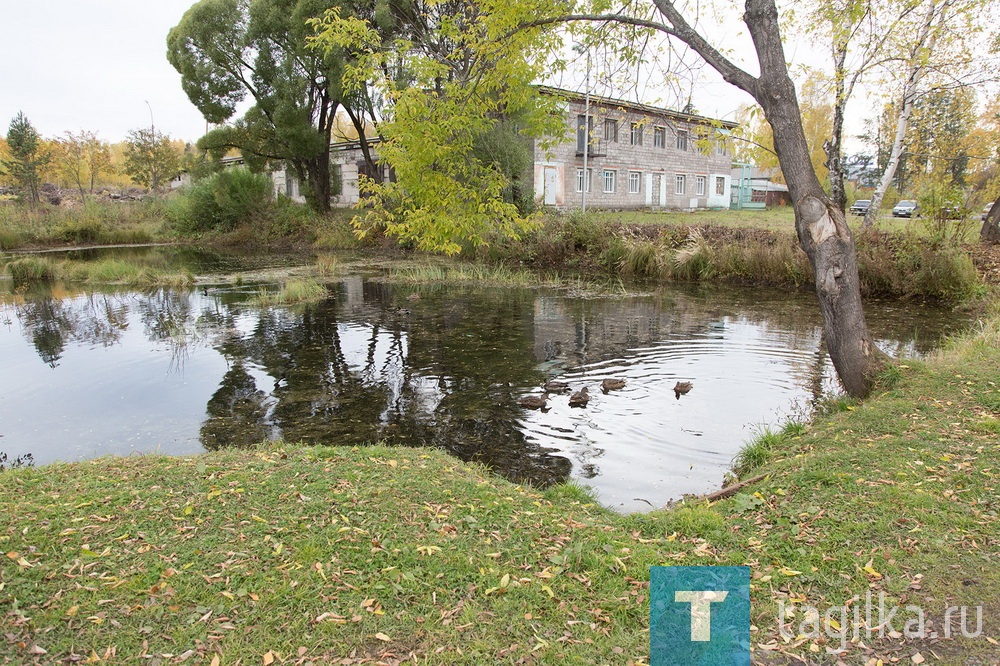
[850,199,871,216]
[983,203,996,222]
[892,200,919,217]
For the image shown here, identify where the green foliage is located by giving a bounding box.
[855,231,981,300]
[166,167,273,233]
[731,421,804,477]
[1,112,50,206]
[253,279,329,305]
[310,0,567,254]
[123,127,181,190]
[5,256,56,282]
[168,0,357,212]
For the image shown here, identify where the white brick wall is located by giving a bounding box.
[534,97,735,211]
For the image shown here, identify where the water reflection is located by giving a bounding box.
[0,272,971,511]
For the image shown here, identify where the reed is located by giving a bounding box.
[253,279,329,305]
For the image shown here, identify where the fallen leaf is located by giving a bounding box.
[263,651,275,665]
[374,632,391,642]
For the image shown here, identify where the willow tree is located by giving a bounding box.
[168,0,379,213]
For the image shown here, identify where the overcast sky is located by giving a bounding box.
[1,1,208,143]
[1,1,824,145]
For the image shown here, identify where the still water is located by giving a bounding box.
[0,250,972,512]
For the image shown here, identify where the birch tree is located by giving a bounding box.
[862,0,996,227]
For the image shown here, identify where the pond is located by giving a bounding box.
[0,248,973,511]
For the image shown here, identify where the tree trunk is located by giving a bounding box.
[304,152,332,214]
[345,107,382,185]
[863,0,948,228]
[982,197,1000,244]
[825,42,849,213]
[745,0,885,397]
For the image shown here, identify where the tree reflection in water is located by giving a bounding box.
[1,270,969,502]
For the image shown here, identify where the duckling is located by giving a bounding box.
[518,394,548,410]
[673,381,693,399]
[543,380,570,393]
[601,378,626,393]
[568,387,590,408]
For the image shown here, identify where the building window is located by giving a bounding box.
[629,171,641,194]
[675,174,686,195]
[696,175,706,196]
[676,130,689,151]
[630,122,643,146]
[716,140,727,156]
[653,126,666,148]
[604,119,618,143]
[715,176,726,196]
[603,169,617,193]
[576,168,592,193]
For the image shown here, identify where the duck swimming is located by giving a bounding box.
[518,395,548,410]
[543,380,571,393]
[673,381,693,399]
[568,387,590,408]
[601,378,626,392]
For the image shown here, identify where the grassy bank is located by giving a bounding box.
[3,309,999,664]
[0,200,168,250]
[480,213,985,301]
[2,255,193,288]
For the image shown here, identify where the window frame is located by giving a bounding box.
[696,175,706,196]
[630,122,643,146]
[575,168,592,193]
[604,118,618,143]
[653,126,666,148]
[675,174,686,195]
[676,129,689,152]
[603,169,617,194]
[628,171,642,194]
[715,176,726,196]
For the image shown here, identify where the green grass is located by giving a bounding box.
[3,306,1000,663]
[253,279,330,305]
[0,200,167,249]
[2,256,193,288]
[389,262,561,288]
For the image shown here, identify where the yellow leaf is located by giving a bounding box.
[374,632,391,642]
[184,505,193,515]
[66,605,79,617]
[210,657,221,666]
[263,651,275,665]
[779,568,802,576]
[500,573,510,588]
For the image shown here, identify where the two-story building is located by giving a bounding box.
[271,86,737,211]
[532,86,736,211]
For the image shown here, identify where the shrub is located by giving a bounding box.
[167,168,273,233]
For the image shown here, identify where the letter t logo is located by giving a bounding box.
[674,590,729,641]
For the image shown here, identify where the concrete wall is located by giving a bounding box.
[533,98,733,211]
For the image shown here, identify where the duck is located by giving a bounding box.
[543,380,570,393]
[601,378,626,392]
[673,381,693,399]
[568,387,590,408]
[518,394,548,410]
